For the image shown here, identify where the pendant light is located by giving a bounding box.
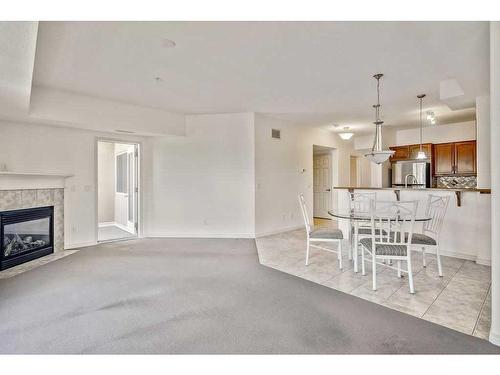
[416,94,427,160]
[364,74,395,164]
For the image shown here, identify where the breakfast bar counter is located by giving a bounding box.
[334,186,492,265]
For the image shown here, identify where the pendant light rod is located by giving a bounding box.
[416,94,426,160]
[371,73,384,153]
[364,73,394,164]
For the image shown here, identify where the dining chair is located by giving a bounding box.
[359,200,418,293]
[348,192,378,272]
[411,194,450,277]
[298,193,344,269]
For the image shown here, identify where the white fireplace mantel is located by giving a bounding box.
[0,171,74,190]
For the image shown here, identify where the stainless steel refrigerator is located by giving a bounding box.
[391,161,430,188]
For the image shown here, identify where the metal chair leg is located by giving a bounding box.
[436,245,443,277]
[407,254,415,294]
[305,238,310,266]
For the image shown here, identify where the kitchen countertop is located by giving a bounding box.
[334,186,491,194]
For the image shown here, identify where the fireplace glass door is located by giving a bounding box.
[3,217,51,259]
[1,206,54,270]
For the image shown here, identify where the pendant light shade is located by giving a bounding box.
[338,126,354,140]
[416,94,427,160]
[364,74,395,164]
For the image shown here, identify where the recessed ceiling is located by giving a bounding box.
[33,21,489,133]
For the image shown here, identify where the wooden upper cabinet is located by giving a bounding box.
[455,141,476,175]
[408,143,432,160]
[389,146,409,161]
[433,140,476,176]
[433,143,455,176]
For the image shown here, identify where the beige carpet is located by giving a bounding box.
[0,238,498,354]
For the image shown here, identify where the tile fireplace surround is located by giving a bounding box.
[0,189,64,255]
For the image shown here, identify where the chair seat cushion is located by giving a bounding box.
[352,227,387,236]
[359,238,408,256]
[410,233,437,245]
[389,232,437,246]
[309,228,343,240]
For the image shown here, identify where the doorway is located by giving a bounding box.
[313,145,337,220]
[97,140,139,242]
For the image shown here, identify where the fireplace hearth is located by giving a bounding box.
[1,206,54,270]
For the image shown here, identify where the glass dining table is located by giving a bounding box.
[328,209,432,273]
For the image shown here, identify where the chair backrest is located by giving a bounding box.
[298,193,312,232]
[348,192,377,214]
[423,194,450,237]
[369,200,418,248]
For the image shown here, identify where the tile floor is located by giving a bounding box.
[0,250,79,279]
[255,218,492,340]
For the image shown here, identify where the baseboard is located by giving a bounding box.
[439,249,477,261]
[64,241,97,250]
[143,233,255,239]
[489,330,500,346]
[98,222,115,228]
[476,257,492,266]
[255,225,303,238]
[439,249,491,265]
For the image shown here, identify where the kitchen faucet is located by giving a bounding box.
[405,174,418,188]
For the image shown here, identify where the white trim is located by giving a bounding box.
[144,233,255,239]
[490,330,500,346]
[98,221,115,228]
[255,225,303,238]
[476,257,492,266]
[439,249,489,264]
[95,138,142,244]
[65,241,97,250]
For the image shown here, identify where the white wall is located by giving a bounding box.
[489,21,500,346]
[254,114,352,236]
[143,113,255,238]
[0,120,143,248]
[476,96,491,188]
[30,86,186,137]
[97,142,115,223]
[394,121,476,145]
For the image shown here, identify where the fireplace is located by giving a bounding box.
[1,206,54,270]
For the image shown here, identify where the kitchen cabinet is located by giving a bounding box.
[390,144,432,161]
[389,146,409,161]
[455,141,476,175]
[433,140,476,176]
[433,143,455,175]
[409,143,433,159]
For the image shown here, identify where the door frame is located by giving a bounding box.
[312,145,339,219]
[95,137,142,243]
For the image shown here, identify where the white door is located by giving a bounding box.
[313,153,332,218]
[114,144,138,235]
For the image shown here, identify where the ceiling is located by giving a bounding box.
[33,21,489,134]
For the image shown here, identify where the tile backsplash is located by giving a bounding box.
[436,176,477,189]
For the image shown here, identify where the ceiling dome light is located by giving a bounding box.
[364,74,395,164]
[338,127,354,140]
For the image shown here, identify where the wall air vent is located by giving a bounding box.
[271,129,281,139]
